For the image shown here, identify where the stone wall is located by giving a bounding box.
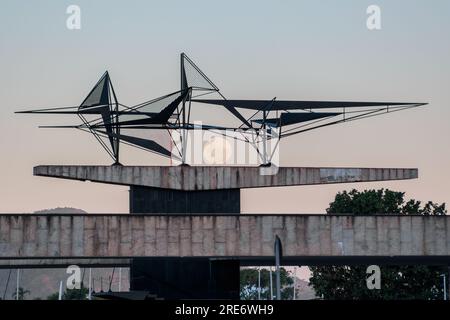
[0,214,448,259]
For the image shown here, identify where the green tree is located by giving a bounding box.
[309,189,448,300]
[47,286,89,300]
[47,292,59,300]
[12,287,30,300]
[240,267,293,300]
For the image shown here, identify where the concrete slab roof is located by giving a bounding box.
[33,166,418,191]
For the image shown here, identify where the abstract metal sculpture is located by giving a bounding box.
[17,53,426,165]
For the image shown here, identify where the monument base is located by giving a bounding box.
[130,186,240,214]
[31,165,419,299]
[130,185,241,298]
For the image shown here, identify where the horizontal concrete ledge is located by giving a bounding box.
[3,256,450,268]
[33,165,418,191]
[0,258,130,269]
[0,214,448,260]
[241,255,450,266]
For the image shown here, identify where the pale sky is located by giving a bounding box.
[1,0,449,213]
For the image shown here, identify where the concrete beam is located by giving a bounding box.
[33,166,418,191]
[0,258,130,269]
[0,214,447,262]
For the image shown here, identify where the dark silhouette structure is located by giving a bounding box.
[17,53,425,166]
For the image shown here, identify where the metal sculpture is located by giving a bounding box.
[17,53,426,165]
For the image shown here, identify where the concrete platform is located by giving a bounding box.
[33,166,418,191]
[1,214,448,262]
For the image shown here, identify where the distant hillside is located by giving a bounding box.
[33,207,87,214]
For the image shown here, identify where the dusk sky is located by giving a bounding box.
[1,0,449,213]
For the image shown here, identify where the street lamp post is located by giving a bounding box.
[269,268,273,300]
[441,274,447,300]
[16,269,20,301]
[293,266,297,300]
[257,268,261,300]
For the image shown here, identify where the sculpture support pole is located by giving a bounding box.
[180,54,187,164]
[181,99,186,164]
[262,109,267,165]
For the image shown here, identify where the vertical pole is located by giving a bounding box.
[180,53,187,164]
[108,267,115,292]
[58,281,63,300]
[262,110,267,165]
[3,269,11,300]
[118,268,122,292]
[108,73,120,165]
[16,269,20,300]
[274,236,282,300]
[275,257,281,300]
[293,266,297,300]
[88,268,92,300]
[443,274,447,300]
[269,268,273,300]
[182,99,186,164]
[257,268,261,300]
[112,85,120,164]
[448,266,450,301]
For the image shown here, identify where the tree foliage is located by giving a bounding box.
[12,287,30,300]
[47,286,89,300]
[327,189,446,215]
[240,267,293,300]
[310,189,448,300]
